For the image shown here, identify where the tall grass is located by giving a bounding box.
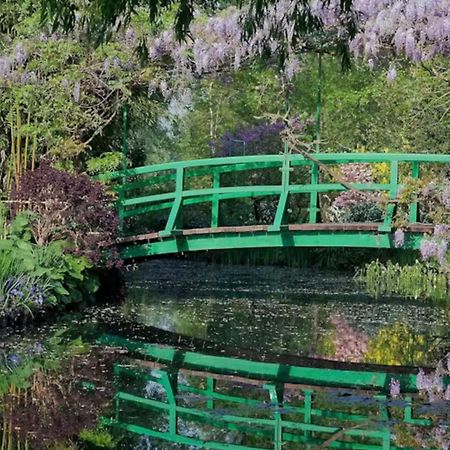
[357,260,449,301]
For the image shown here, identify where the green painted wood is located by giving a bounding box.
[121,183,391,213]
[409,161,420,223]
[309,163,320,224]
[97,334,419,392]
[103,152,450,182]
[114,388,388,438]
[117,161,283,192]
[106,152,450,257]
[378,160,399,233]
[269,153,292,232]
[206,376,216,409]
[120,183,392,220]
[103,418,266,450]
[120,230,426,259]
[264,384,282,450]
[112,364,380,424]
[104,362,440,450]
[161,167,184,237]
[304,389,312,442]
[211,169,221,228]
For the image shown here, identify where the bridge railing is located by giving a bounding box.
[101,153,450,236]
[99,335,438,449]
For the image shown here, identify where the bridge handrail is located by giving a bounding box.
[101,152,450,182]
[108,152,450,238]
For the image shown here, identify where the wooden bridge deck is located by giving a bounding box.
[117,223,435,246]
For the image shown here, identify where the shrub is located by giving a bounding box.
[10,162,119,266]
[341,202,384,223]
[0,213,100,319]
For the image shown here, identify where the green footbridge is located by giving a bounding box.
[104,152,450,260]
[98,331,444,450]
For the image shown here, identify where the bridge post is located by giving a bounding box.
[309,163,320,224]
[409,161,420,223]
[264,383,284,450]
[303,389,313,444]
[206,376,216,409]
[378,160,399,233]
[155,369,179,436]
[211,169,220,228]
[269,154,291,232]
[161,167,184,236]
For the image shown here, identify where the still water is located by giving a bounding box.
[2,260,450,449]
[123,260,450,367]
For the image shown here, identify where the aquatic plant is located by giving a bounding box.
[357,259,449,301]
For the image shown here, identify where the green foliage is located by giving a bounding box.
[341,202,384,222]
[0,212,99,318]
[357,259,449,301]
[86,152,122,175]
[0,2,157,185]
[314,57,450,154]
[78,426,115,449]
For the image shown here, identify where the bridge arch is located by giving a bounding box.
[102,153,449,260]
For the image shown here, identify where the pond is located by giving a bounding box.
[1,260,450,449]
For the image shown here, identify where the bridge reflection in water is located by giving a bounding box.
[102,153,450,260]
[98,331,445,450]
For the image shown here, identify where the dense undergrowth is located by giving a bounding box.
[0,163,118,324]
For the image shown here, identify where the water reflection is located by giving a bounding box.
[102,337,450,450]
[124,260,450,367]
[2,260,450,449]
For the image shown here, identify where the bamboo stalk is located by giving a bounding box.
[31,134,36,172]
[7,108,15,193]
[15,104,21,189]
[23,112,31,174]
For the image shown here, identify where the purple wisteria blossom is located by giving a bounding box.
[387,67,397,83]
[420,239,439,261]
[211,122,285,157]
[394,229,405,248]
[332,163,379,213]
[442,184,450,209]
[420,225,449,265]
[434,224,450,238]
[389,378,401,398]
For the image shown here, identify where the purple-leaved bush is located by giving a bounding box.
[11,162,119,266]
